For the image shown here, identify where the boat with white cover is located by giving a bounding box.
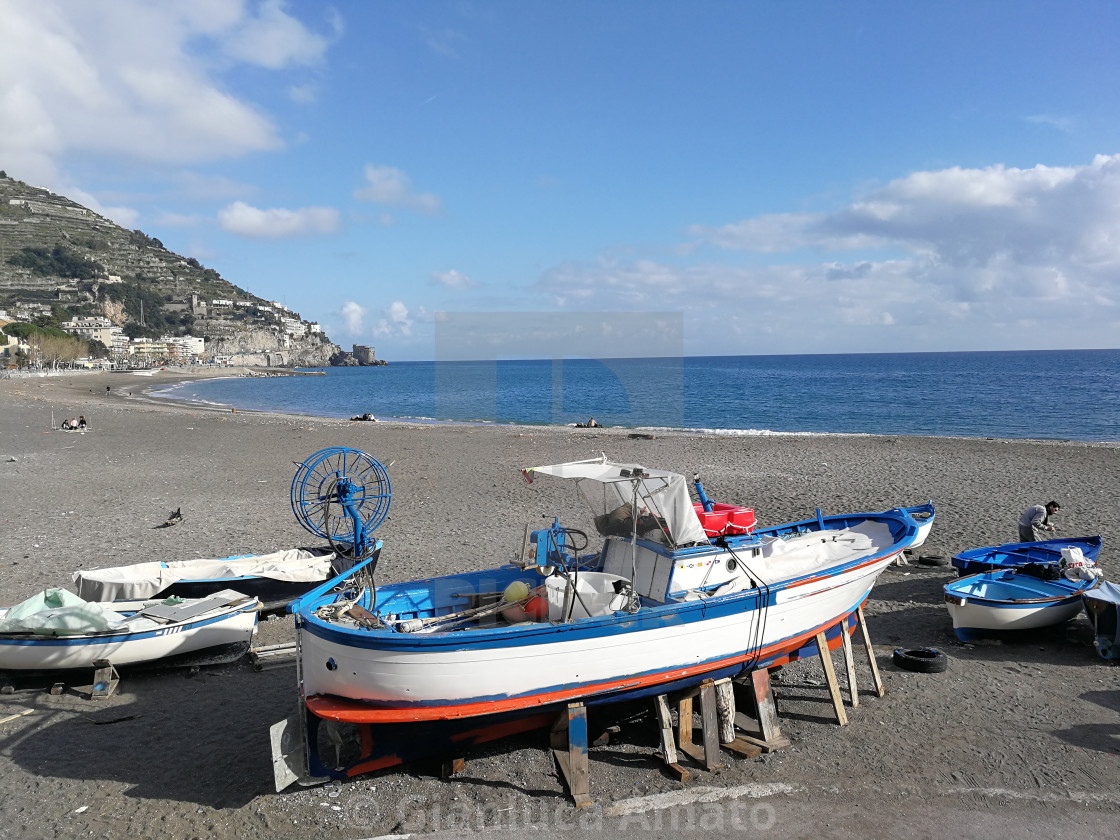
[0,588,259,672]
[72,547,340,612]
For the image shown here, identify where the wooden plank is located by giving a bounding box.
[552,703,591,808]
[678,740,706,764]
[715,679,736,744]
[722,736,763,758]
[733,731,790,752]
[141,594,244,622]
[840,620,859,708]
[654,695,680,765]
[698,681,722,771]
[857,605,885,697]
[815,630,848,726]
[678,696,693,747]
[566,703,592,808]
[90,659,119,700]
[750,668,783,743]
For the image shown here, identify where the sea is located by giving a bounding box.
[151,349,1120,443]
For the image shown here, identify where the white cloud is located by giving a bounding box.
[538,157,1120,352]
[429,269,479,290]
[222,0,330,69]
[354,165,442,215]
[0,1,338,186]
[218,201,340,238]
[374,301,414,339]
[340,301,367,335]
[689,157,1113,266]
[678,156,1120,314]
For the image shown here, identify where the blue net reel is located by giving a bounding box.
[291,447,392,559]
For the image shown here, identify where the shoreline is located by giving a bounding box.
[2,366,1119,838]
[101,366,1118,447]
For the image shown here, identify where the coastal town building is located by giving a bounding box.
[0,324,29,366]
[163,335,205,357]
[281,317,307,337]
[129,337,165,357]
[60,316,125,350]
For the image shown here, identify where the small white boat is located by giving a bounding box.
[944,556,1101,642]
[0,588,259,672]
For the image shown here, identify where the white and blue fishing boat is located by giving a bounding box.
[273,449,933,783]
[951,536,1103,577]
[0,588,259,673]
[944,560,1102,642]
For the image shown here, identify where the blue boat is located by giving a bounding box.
[944,564,1102,642]
[951,536,1102,577]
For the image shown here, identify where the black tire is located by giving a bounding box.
[918,554,949,567]
[893,647,949,673]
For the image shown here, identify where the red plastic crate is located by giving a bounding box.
[693,503,756,536]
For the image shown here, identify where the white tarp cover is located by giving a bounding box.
[0,588,136,636]
[72,548,334,602]
[748,520,894,585]
[527,457,708,547]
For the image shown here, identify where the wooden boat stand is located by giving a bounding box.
[550,702,593,807]
[442,606,886,807]
[91,659,120,700]
[816,605,885,724]
[652,677,765,782]
[796,605,885,726]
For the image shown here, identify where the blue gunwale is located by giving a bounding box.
[292,505,927,653]
[951,536,1103,577]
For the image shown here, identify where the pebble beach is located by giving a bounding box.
[1,368,1119,839]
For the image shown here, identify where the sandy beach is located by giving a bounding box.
[1,368,1118,839]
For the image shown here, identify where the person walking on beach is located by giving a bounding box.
[1019,501,1060,542]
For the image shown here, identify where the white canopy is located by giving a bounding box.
[526,457,708,547]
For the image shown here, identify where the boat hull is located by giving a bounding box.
[298,615,861,780]
[944,571,1097,642]
[0,600,259,672]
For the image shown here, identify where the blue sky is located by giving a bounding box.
[2,1,1119,360]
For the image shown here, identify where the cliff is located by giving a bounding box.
[0,172,340,367]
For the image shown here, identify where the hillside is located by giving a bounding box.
[0,172,340,367]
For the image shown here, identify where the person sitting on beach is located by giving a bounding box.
[587,416,600,427]
[1018,501,1060,542]
[78,416,87,430]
